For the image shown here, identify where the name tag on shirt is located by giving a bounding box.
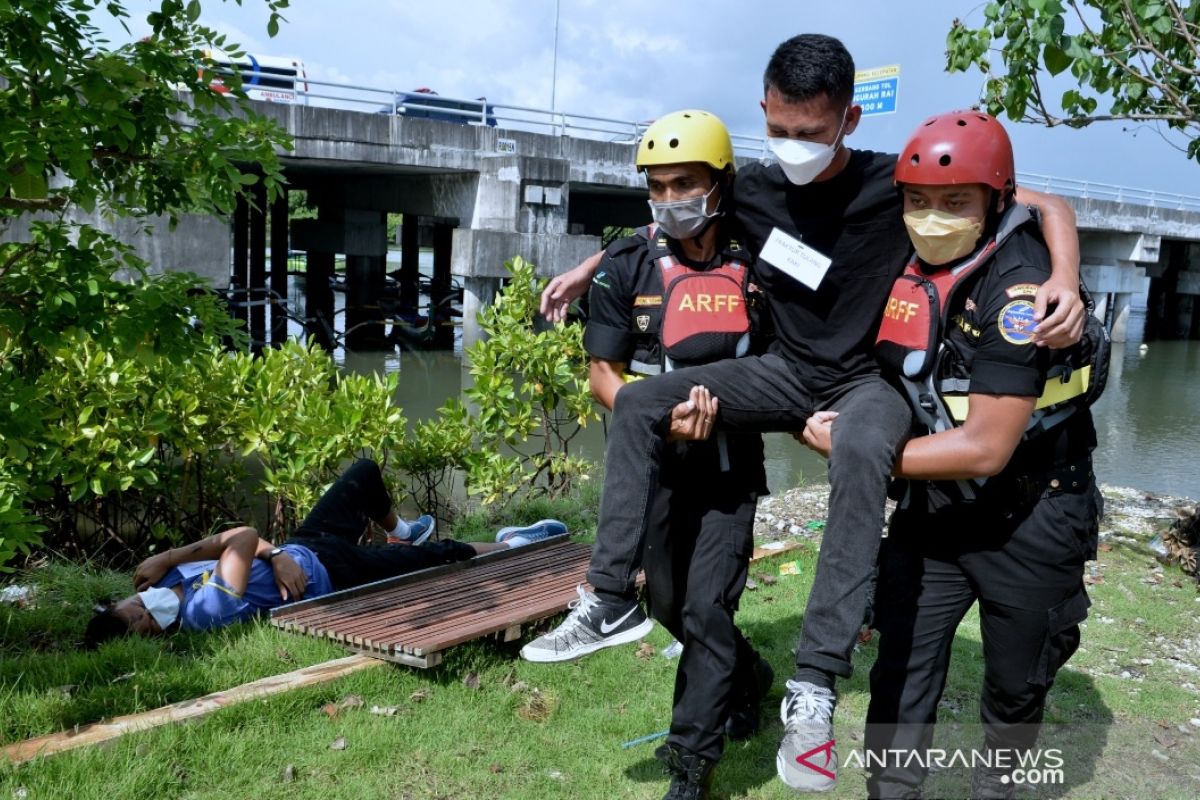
[759,228,832,290]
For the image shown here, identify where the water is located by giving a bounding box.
[305,264,1197,501]
[1091,339,1200,499]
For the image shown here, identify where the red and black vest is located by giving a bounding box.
[630,224,753,375]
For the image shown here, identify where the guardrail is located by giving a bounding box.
[1016,171,1200,212]
[289,77,1198,209]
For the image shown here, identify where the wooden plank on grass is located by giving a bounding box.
[1,654,382,765]
[751,541,802,561]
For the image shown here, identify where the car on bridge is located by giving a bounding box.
[377,88,497,126]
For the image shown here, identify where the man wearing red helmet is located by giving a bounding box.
[803,111,1101,799]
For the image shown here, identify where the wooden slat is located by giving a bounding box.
[272,539,595,667]
[0,655,381,765]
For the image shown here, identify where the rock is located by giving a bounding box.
[1191,718,1200,728]
[1151,749,1170,763]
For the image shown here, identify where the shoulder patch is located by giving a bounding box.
[1005,282,1040,299]
[592,271,612,289]
[997,299,1037,345]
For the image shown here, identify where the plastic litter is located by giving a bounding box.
[779,561,803,577]
[661,640,683,660]
[621,729,670,749]
[0,585,32,605]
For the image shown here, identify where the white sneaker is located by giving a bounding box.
[519,584,652,663]
[776,679,838,792]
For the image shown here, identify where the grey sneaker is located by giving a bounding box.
[776,679,838,792]
[519,584,653,663]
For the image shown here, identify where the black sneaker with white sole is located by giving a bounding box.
[520,584,653,663]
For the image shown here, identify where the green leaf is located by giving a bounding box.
[1043,44,1071,76]
[10,169,48,200]
[186,0,201,22]
[267,15,279,37]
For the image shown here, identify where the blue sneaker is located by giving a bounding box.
[495,519,568,546]
[387,514,436,546]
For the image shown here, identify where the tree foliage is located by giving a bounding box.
[946,0,1200,163]
[0,0,292,215]
[1,0,295,568]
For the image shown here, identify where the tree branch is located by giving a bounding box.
[0,196,67,212]
[0,242,38,281]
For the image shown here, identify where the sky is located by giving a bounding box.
[100,0,1198,199]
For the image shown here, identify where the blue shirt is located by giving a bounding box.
[156,544,334,631]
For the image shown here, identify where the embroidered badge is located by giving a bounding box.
[1005,282,1040,299]
[633,295,662,307]
[636,314,650,332]
[997,299,1037,345]
[592,271,612,289]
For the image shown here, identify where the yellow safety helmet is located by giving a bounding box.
[636,110,735,173]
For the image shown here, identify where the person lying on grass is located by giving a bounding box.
[84,458,567,644]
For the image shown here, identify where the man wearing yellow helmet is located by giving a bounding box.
[522,109,772,799]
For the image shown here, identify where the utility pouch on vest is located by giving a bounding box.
[876,274,940,381]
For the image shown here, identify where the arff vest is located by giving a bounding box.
[628,224,753,377]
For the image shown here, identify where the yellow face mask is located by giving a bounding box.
[902,209,983,266]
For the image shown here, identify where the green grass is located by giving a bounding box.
[2,493,1199,799]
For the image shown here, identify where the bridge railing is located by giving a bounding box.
[1016,171,1200,212]
[294,78,770,157]
[288,78,1198,207]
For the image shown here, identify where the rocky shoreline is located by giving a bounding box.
[753,482,1198,545]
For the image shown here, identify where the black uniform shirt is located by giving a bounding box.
[583,228,768,494]
[733,151,910,391]
[934,220,1096,481]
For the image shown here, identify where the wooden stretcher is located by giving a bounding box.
[270,536,593,668]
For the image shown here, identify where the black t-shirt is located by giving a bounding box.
[733,151,910,391]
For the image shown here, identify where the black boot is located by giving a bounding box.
[725,654,775,740]
[655,743,715,800]
[970,764,1017,800]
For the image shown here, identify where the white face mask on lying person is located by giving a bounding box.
[138,586,181,630]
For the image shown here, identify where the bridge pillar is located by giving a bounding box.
[452,229,602,348]
[232,195,249,329]
[462,277,497,349]
[249,181,267,351]
[343,209,390,351]
[270,188,290,346]
[431,221,455,349]
[399,214,420,315]
[1110,292,1135,342]
[304,250,336,350]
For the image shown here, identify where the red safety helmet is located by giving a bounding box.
[894,110,1015,192]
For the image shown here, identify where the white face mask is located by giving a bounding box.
[138,586,180,630]
[647,183,720,241]
[766,106,849,186]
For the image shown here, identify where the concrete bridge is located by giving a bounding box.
[6,92,1200,347]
